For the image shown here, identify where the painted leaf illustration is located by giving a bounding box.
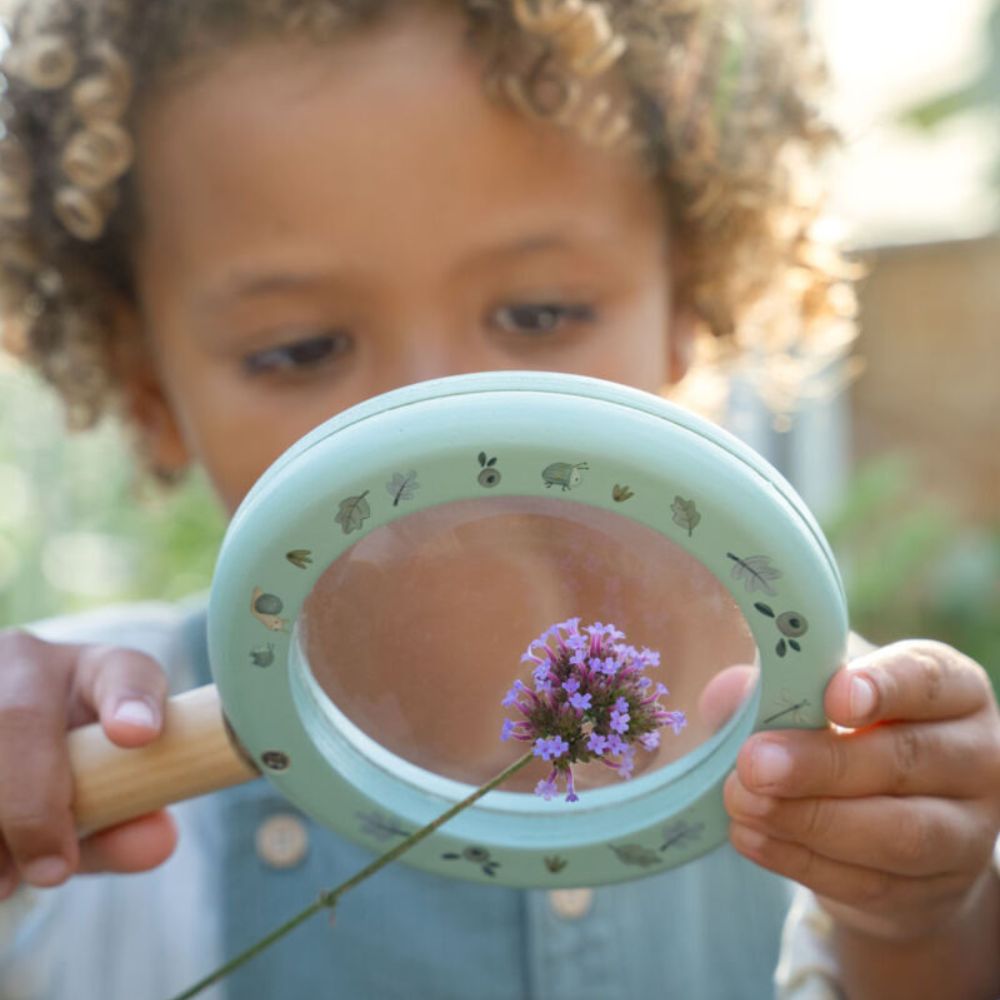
[335,490,371,534]
[726,553,782,595]
[671,496,701,536]
[386,471,420,507]
[660,820,705,852]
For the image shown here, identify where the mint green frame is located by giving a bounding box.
[210,372,847,888]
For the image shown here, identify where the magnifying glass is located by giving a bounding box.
[68,372,847,888]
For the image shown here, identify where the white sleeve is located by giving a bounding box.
[774,887,845,999]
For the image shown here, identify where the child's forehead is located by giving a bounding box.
[131,25,666,291]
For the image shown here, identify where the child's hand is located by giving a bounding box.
[725,639,1000,942]
[0,630,178,900]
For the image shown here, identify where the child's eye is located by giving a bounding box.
[242,331,352,375]
[489,302,596,336]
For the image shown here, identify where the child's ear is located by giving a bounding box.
[111,302,190,478]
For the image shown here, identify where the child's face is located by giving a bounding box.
[125,6,690,512]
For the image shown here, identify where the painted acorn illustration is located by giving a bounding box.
[754,602,808,657]
[251,587,288,632]
[477,452,501,487]
[542,461,589,491]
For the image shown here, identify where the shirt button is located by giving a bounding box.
[255,813,309,869]
[548,888,594,920]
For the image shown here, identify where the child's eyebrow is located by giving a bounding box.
[193,231,600,314]
[192,270,339,314]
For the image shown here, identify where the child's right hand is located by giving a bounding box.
[0,630,178,900]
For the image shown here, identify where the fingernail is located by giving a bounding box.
[751,742,791,787]
[850,675,877,720]
[22,855,70,887]
[114,698,156,729]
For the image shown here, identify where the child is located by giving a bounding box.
[0,1,998,997]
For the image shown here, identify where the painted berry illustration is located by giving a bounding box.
[251,588,288,632]
[442,845,500,877]
[335,490,371,535]
[754,602,809,657]
[542,461,589,491]
[477,452,501,487]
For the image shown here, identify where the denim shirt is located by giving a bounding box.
[2,603,795,1000]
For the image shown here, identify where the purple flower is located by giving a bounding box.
[639,730,660,751]
[533,735,569,761]
[535,772,559,800]
[499,618,686,803]
[662,710,687,735]
[502,679,525,707]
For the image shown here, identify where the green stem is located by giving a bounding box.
[169,750,535,1000]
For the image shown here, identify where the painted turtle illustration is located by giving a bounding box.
[541,461,589,491]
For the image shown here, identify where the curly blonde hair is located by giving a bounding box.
[0,0,856,431]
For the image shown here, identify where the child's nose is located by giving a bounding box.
[375,332,482,394]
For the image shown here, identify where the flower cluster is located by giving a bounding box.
[501,618,686,802]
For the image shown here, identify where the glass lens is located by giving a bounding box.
[298,497,758,790]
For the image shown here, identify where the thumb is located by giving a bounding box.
[698,664,758,732]
[71,645,169,748]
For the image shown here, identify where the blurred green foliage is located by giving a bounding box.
[899,0,1000,196]
[823,455,1000,691]
[0,362,224,628]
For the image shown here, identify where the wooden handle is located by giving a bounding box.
[68,684,260,836]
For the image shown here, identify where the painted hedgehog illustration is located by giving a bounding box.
[541,461,589,491]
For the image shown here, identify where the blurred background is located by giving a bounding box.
[0,1,997,686]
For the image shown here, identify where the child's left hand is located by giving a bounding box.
[724,639,1000,942]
